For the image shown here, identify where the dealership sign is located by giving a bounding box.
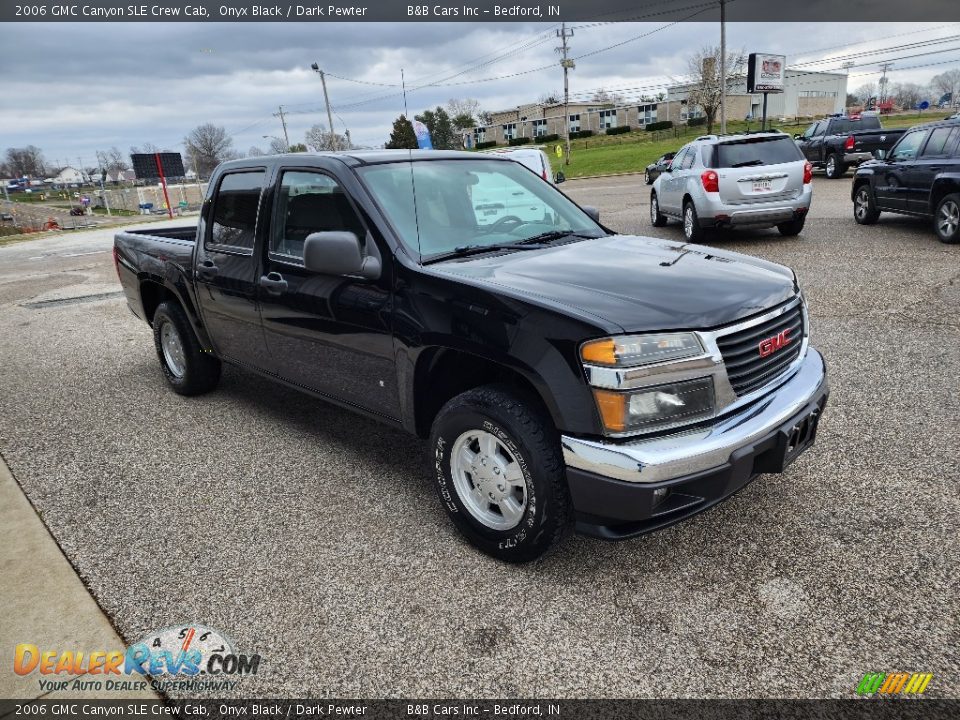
[747,53,786,94]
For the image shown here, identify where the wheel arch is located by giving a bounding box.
[930,178,960,213]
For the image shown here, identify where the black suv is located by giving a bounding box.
[852,118,960,243]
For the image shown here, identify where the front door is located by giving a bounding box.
[874,128,930,211]
[904,125,960,213]
[257,167,400,419]
[194,168,272,368]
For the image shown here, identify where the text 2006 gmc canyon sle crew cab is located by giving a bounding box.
[115,151,828,562]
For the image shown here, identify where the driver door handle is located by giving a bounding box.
[197,260,218,279]
[259,272,288,295]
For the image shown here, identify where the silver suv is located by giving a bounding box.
[650,132,813,240]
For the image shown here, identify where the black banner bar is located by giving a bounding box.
[1,0,959,23]
[1,699,958,720]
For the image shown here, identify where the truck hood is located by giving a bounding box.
[431,234,797,332]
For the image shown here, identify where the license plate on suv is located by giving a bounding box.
[752,180,773,193]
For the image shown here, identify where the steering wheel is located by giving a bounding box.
[485,215,525,232]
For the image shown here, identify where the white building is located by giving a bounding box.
[48,166,89,186]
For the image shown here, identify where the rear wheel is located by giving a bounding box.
[650,192,667,227]
[777,216,806,237]
[934,193,960,244]
[825,153,847,179]
[429,385,571,563]
[683,200,704,242]
[152,301,221,396]
[853,184,880,225]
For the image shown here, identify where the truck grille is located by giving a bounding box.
[717,301,804,397]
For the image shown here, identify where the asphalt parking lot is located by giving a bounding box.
[0,175,957,698]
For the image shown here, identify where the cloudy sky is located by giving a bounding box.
[1,20,958,170]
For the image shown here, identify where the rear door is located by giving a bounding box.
[905,126,960,213]
[873,128,930,211]
[713,136,804,204]
[257,165,400,419]
[194,168,273,368]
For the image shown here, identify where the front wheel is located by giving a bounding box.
[934,193,960,244]
[644,170,652,185]
[429,385,572,563]
[853,185,880,225]
[152,301,221,396]
[650,192,667,227]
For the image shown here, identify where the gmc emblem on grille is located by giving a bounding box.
[758,328,792,358]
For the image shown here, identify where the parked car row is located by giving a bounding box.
[645,115,960,245]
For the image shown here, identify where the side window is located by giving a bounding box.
[271,171,366,260]
[812,121,825,137]
[671,147,687,169]
[208,171,264,251]
[681,148,697,170]
[920,127,959,157]
[890,130,929,161]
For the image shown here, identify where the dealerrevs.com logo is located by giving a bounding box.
[14,624,262,694]
[856,672,933,697]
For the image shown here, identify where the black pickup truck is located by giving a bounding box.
[114,150,829,562]
[795,115,906,179]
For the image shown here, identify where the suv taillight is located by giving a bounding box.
[803,161,813,184]
[844,135,855,151]
[700,170,719,193]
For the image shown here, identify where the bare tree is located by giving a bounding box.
[96,146,127,177]
[248,146,266,157]
[267,137,288,155]
[183,124,235,178]
[854,83,878,106]
[4,146,47,178]
[304,123,349,151]
[890,82,926,110]
[683,45,746,134]
[590,88,624,105]
[537,91,563,105]
[447,97,483,119]
[930,69,960,106]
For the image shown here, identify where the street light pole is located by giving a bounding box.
[557,23,574,166]
[720,0,727,134]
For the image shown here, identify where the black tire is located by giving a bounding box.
[825,153,847,179]
[152,301,221,396]
[650,191,667,227]
[682,200,704,242]
[644,170,652,185]
[777,216,806,237]
[428,384,572,563]
[853,184,880,225]
[933,193,960,244]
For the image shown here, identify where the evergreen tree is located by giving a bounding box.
[385,115,417,149]
[415,107,457,150]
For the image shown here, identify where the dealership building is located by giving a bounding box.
[472,69,848,146]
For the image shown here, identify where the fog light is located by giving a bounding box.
[652,487,670,507]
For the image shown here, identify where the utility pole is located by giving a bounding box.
[557,23,575,166]
[310,65,339,152]
[273,105,290,149]
[719,0,726,134]
[879,62,894,104]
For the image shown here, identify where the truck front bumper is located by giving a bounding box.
[561,349,828,539]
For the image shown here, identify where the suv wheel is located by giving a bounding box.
[153,301,221,395]
[683,200,703,242]
[650,192,667,227]
[853,185,880,225]
[429,385,571,563]
[934,193,960,244]
[825,153,846,179]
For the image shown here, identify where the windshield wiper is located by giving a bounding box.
[422,243,547,264]
[731,159,765,168]
[515,230,602,245]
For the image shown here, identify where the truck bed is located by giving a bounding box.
[114,226,199,323]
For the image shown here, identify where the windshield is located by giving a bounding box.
[357,159,605,260]
[706,136,804,168]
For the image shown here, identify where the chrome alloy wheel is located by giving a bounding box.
[160,321,186,378]
[855,188,871,220]
[684,205,694,238]
[938,199,959,238]
[826,155,836,176]
[650,195,658,224]
[450,429,528,531]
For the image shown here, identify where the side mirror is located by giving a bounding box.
[662,164,673,173]
[303,231,381,280]
[874,149,888,160]
[582,205,601,223]
[554,171,566,184]
[793,134,802,140]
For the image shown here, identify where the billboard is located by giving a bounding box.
[130,152,186,180]
[747,53,786,94]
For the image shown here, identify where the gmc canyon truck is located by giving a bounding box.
[114,151,829,562]
[795,114,906,179]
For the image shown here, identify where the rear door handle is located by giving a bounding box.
[197,261,218,279]
[259,272,288,295]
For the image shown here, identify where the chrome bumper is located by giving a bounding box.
[561,349,827,484]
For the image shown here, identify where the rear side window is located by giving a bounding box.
[920,127,960,157]
[681,149,696,170]
[890,129,929,161]
[208,171,265,251]
[707,137,803,168]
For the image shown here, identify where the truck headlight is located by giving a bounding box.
[592,377,715,433]
[581,332,703,367]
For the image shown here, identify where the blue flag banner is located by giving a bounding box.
[413,121,433,150]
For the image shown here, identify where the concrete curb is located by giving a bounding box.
[0,453,158,700]
[564,170,646,181]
